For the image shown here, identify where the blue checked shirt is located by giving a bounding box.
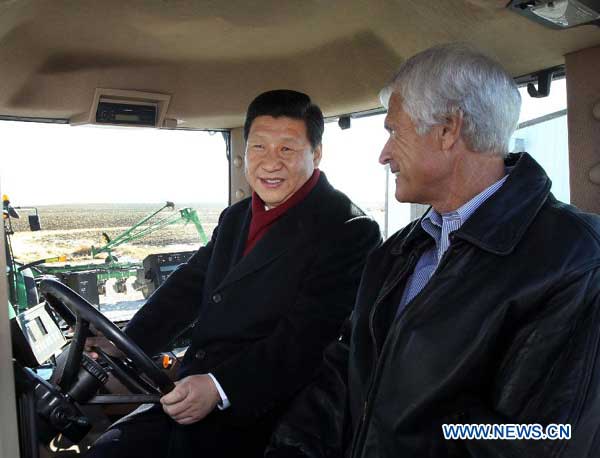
[398,174,509,314]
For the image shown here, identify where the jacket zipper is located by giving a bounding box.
[349,253,416,456]
[369,254,417,359]
[351,243,457,457]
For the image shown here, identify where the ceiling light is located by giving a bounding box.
[508,0,600,29]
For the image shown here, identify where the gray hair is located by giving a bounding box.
[379,43,521,154]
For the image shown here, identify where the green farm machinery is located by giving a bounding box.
[89,202,207,262]
[4,196,208,314]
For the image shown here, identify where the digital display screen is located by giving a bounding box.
[25,316,48,342]
[14,304,67,366]
[35,316,48,335]
[96,101,157,126]
[114,113,141,122]
[159,265,180,273]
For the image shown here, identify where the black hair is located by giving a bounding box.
[243,89,324,150]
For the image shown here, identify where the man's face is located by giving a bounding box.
[245,115,321,208]
[379,93,451,205]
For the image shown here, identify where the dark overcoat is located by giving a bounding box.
[124,172,381,455]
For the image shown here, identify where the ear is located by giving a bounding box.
[312,144,322,167]
[440,110,464,151]
[243,145,250,173]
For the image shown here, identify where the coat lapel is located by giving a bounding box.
[217,209,300,290]
[216,172,330,290]
[228,204,252,271]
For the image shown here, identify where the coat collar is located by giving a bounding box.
[391,153,552,256]
[217,172,333,289]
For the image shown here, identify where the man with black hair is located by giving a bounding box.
[85,90,381,458]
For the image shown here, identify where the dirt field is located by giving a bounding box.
[8,203,223,264]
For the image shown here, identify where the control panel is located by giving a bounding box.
[12,303,66,366]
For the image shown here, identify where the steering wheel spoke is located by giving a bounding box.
[94,347,160,396]
[59,317,90,392]
[86,394,162,404]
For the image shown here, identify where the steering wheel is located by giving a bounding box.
[39,278,175,404]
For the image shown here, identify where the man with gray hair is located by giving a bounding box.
[267,44,600,457]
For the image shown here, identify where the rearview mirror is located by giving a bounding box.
[28,214,41,231]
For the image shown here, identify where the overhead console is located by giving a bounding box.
[69,88,175,128]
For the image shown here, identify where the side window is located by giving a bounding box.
[511,77,569,202]
[320,114,412,239]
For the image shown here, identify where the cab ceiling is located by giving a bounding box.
[0,0,599,129]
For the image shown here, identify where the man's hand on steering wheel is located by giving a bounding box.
[160,374,220,425]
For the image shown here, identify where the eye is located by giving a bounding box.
[385,124,397,138]
[251,143,264,150]
[281,146,295,154]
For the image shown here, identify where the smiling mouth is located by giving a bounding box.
[259,178,285,188]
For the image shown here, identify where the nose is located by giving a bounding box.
[379,138,392,166]
[261,146,283,172]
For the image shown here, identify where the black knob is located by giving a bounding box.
[51,408,90,429]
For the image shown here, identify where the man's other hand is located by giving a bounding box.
[160,374,220,425]
[84,335,124,360]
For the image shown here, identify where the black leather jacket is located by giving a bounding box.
[267,153,600,458]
